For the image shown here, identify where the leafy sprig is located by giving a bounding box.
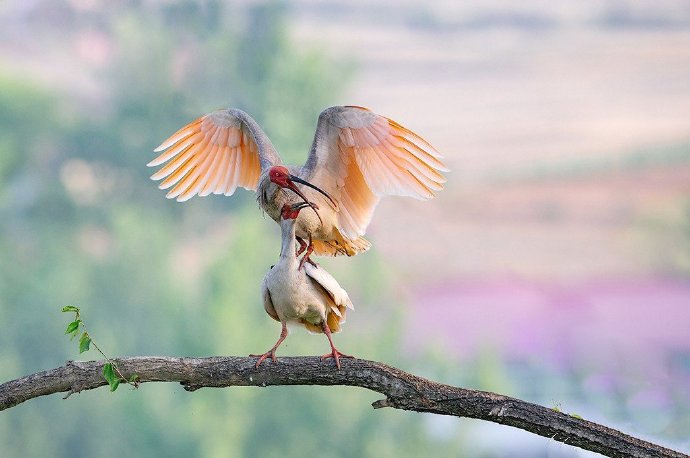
[62,305,139,391]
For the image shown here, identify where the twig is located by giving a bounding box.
[61,306,138,390]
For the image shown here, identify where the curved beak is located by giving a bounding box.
[290,202,312,211]
[287,175,338,209]
[282,184,323,225]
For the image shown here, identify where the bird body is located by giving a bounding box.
[257,166,369,256]
[263,206,352,333]
[253,203,354,368]
[150,106,447,257]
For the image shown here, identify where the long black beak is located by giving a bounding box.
[283,185,323,225]
[288,175,338,209]
[290,202,312,211]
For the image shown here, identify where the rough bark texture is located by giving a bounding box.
[0,356,686,458]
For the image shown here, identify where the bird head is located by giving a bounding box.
[268,166,338,209]
[280,202,312,220]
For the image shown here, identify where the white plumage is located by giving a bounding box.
[253,203,354,369]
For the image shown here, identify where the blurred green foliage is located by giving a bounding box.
[0,3,462,457]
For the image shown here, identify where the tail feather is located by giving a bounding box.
[299,304,347,334]
[311,235,371,257]
[326,304,347,333]
[300,320,322,334]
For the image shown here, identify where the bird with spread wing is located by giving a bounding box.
[148,106,448,264]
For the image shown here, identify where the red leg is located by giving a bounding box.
[320,321,354,369]
[251,322,288,368]
[296,237,307,257]
[298,234,318,270]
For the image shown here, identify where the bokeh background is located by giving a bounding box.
[1,0,689,456]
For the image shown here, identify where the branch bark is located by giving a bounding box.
[0,356,685,458]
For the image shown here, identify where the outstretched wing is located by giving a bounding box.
[148,109,281,202]
[300,106,448,240]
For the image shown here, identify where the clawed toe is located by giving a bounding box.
[320,349,354,369]
[299,255,318,271]
[250,351,277,368]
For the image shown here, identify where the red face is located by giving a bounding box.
[269,166,291,187]
[280,203,305,220]
[267,166,338,212]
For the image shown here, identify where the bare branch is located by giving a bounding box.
[0,356,686,458]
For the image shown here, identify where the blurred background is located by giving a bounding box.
[1,0,689,456]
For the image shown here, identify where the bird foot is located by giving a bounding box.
[252,323,288,368]
[320,349,354,370]
[296,237,308,257]
[298,233,316,271]
[298,255,318,271]
[250,350,277,368]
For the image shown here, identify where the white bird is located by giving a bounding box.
[252,202,354,369]
[149,106,448,264]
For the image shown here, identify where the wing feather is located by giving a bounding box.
[229,147,243,196]
[301,106,447,238]
[199,144,225,196]
[171,137,220,201]
[160,132,214,188]
[261,279,279,322]
[222,147,240,196]
[209,145,230,194]
[382,136,446,185]
[151,143,196,182]
[149,109,280,202]
[148,131,202,168]
[304,263,354,311]
[151,118,203,155]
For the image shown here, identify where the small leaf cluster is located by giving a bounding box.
[62,305,91,353]
[102,363,139,392]
[62,305,139,392]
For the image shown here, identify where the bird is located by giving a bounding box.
[148,105,448,262]
[252,201,354,369]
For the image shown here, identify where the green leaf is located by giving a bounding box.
[103,363,120,391]
[61,305,80,313]
[109,378,121,392]
[64,320,81,336]
[78,333,91,353]
[103,362,114,382]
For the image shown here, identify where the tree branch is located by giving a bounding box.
[0,356,685,457]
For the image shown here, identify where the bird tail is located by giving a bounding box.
[311,235,371,257]
[326,303,348,333]
[299,305,347,334]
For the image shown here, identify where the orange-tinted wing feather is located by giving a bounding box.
[149,109,279,202]
[301,106,448,239]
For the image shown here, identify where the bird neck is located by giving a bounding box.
[279,218,297,261]
[257,174,276,209]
